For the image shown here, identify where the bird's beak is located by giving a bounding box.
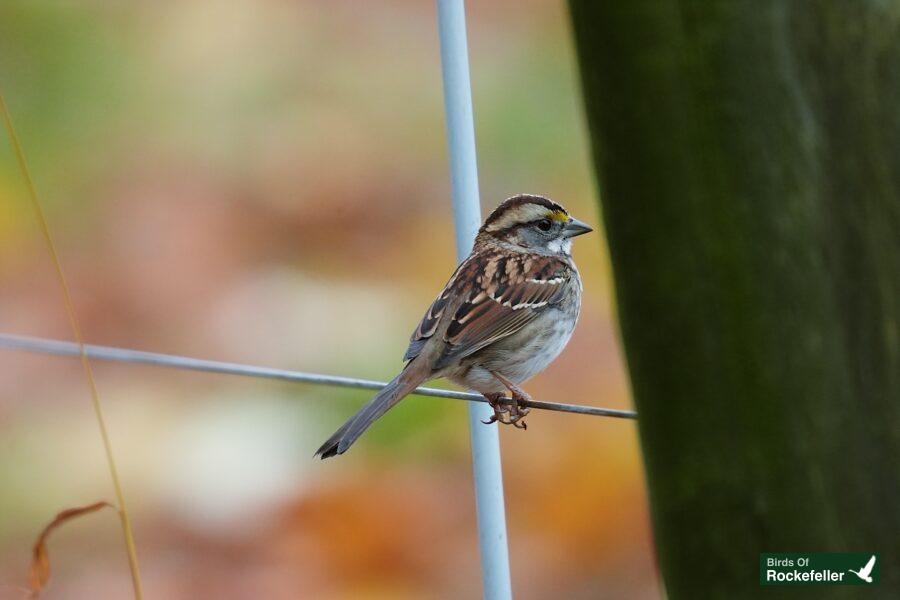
[562,217,593,238]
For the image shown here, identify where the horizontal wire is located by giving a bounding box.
[0,333,637,420]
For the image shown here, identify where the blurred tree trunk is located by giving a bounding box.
[568,1,899,597]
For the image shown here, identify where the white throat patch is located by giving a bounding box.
[547,237,573,255]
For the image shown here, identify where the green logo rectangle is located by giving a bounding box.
[761,553,879,585]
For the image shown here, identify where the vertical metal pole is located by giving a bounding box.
[435,2,513,599]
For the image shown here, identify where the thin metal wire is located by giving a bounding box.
[0,333,637,419]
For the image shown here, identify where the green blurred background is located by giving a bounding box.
[0,1,656,598]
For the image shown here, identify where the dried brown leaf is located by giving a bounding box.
[28,501,115,598]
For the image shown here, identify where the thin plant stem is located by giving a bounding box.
[1,96,144,600]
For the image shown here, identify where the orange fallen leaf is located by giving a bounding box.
[28,501,115,597]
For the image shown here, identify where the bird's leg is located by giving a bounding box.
[490,372,532,429]
[481,392,512,425]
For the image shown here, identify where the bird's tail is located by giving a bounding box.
[315,366,426,459]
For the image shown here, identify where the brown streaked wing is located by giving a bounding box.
[432,253,570,370]
[402,256,472,362]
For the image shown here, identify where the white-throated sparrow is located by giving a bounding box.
[316,194,592,458]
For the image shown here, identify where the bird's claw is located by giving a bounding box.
[505,387,531,429]
[507,400,529,429]
[482,392,529,429]
[483,393,513,425]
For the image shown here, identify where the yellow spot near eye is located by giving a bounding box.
[550,210,569,222]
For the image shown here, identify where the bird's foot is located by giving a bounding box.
[507,388,531,429]
[481,388,531,429]
[481,392,512,425]
[489,373,532,429]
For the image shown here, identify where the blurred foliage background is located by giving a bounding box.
[0,1,657,598]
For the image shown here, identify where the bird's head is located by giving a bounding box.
[476,194,593,256]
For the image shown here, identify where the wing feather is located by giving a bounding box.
[404,251,571,367]
[402,258,466,361]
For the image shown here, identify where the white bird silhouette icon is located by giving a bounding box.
[848,555,876,583]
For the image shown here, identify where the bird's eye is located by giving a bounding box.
[537,219,552,232]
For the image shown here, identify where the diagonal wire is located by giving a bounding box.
[0,333,637,420]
